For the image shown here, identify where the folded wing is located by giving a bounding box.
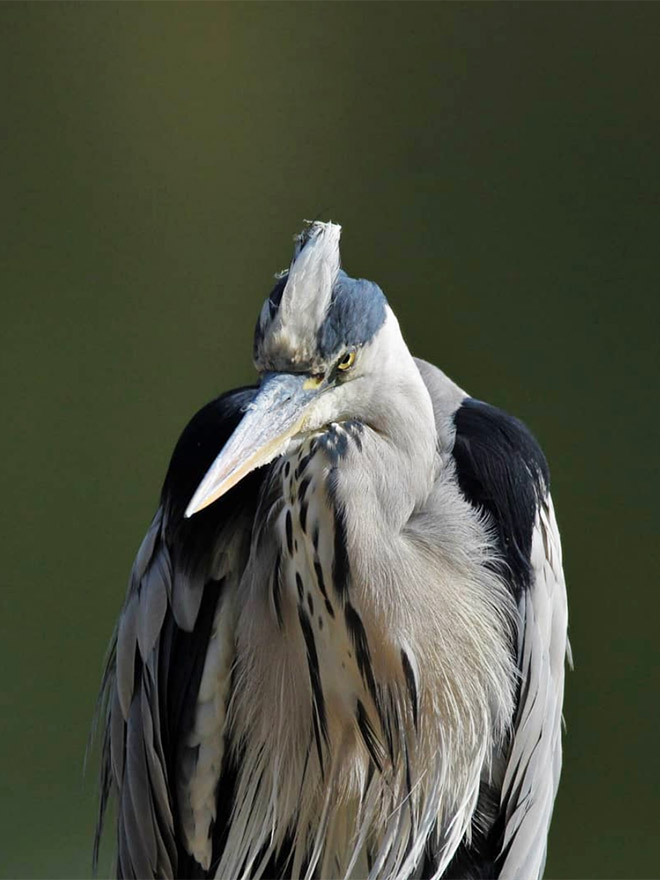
[95,387,264,879]
[447,396,569,880]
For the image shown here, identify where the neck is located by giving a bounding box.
[357,311,438,522]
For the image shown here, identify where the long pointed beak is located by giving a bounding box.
[185,372,320,517]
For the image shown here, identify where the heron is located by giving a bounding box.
[95,221,568,880]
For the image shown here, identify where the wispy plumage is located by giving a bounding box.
[96,222,568,880]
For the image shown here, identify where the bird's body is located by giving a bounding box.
[96,223,568,880]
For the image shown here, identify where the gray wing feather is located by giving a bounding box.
[123,693,158,877]
[110,685,125,786]
[97,511,254,876]
[136,550,169,658]
[99,506,215,878]
[109,511,181,878]
[170,566,204,632]
[116,589,138,720]
[95,387,262,878]
[499,494,569,880]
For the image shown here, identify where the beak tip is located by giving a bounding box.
[182,372,310,520]
[184,497,200,519]
[184,485,217,519]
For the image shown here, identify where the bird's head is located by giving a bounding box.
[185,221,421,517]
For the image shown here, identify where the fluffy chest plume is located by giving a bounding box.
[211,421,516,880]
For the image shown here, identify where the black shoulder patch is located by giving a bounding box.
[452,398,549,599]
[161,386,264,573]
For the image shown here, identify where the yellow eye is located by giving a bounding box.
[337,350,356,372]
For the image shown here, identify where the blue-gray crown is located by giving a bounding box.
[254,221,387,371]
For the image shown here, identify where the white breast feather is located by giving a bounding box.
[209,428,517,880]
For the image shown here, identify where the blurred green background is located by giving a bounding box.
[1,3,658,878]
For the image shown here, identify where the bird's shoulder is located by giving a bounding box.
[416,356,550,599]
[451,394,550,599]
[417,362,568,879]
[161,385,258,520]
[155,384,268,584]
